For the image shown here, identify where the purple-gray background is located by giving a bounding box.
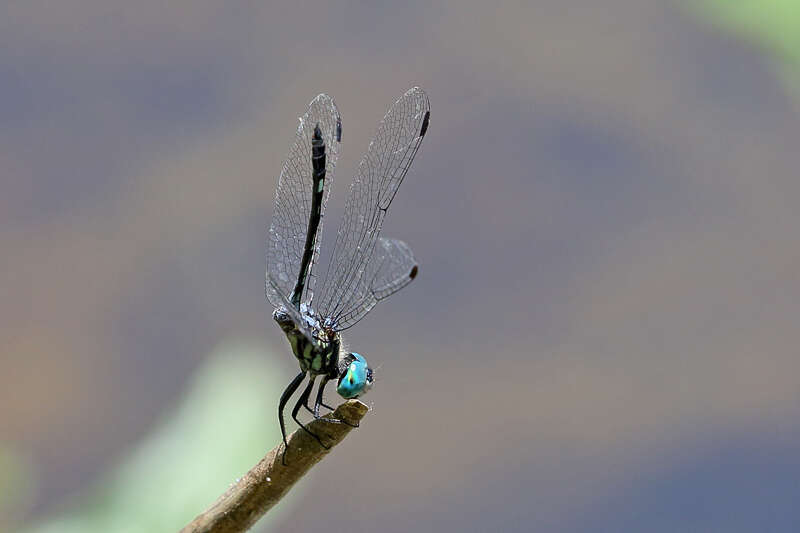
[3,1,800,531]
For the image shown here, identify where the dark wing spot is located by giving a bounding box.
[409,265,418,279]
[336,117,342,142]
[420,111,430,137]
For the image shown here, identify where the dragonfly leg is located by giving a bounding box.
[313,377,359,427]
[316,377,337,412]
[291,375,330,450]
[302,375,318,415]
[278,371,307,465]
[313,377,332,417]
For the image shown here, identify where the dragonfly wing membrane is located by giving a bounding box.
[317,87,430,328]
[369,238,418,300]
[333,237,418,330]
[266,94,342,309]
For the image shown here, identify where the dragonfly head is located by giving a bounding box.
[336,352,373,399]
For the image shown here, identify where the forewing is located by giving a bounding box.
[266,94,341,309]
[333,238,418,330]
[317,87,429,328]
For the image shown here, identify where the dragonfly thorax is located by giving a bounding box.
[274,307,341,377]
[272,306,373,398]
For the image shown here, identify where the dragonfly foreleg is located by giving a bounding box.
[314,377,359,428]
[314,376,335,416]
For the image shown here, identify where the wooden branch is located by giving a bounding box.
[180,400,369,533]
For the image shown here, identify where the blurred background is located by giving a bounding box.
[2,1,800,531]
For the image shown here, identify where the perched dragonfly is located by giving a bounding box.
[265,87,430,461]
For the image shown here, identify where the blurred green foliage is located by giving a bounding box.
[0,446,37,530]
[13,341,294,533]
[688,0,800,98]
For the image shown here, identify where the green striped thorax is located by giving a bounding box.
[273,307,374,399]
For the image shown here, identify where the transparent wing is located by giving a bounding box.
[267,274,316,345]
[316,87,430,329]
[333,238,418,330]
[266,94,341,309]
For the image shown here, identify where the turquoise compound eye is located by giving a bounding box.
[336,353,373,399]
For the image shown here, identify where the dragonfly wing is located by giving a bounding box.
[266,94,342,310]
[267,273,317,345]
[333,238,418,330]
[316,87,430,328]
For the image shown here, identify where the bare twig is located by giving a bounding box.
[180,400,369,533]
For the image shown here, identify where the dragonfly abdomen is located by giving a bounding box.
[290,124,328,308]
[311,123,327,179]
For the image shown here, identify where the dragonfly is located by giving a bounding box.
[265,87,430,462]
